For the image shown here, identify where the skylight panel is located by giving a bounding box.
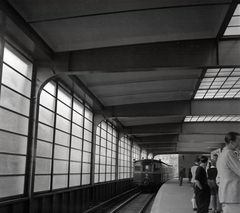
[184,115,240,122]
[224,4,240,36]
[194,68,240,99]
[231,68,240,76]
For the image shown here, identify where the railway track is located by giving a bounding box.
[107,192,156,213]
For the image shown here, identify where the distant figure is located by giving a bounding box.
[188,168,192,183]
[207,159,220,213]
[191,157,200,211]
[195,156,211,213]
[217,132,240,213]
[179,166,184,186]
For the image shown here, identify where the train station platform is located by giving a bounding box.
[150,178,195,213]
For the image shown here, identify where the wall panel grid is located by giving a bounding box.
[35,81,93,193]
[94,121,117,183]
[0,42,33,200]
[132,143,141,177]
[118,136,131,179]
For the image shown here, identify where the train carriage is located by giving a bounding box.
[133,159,173,192]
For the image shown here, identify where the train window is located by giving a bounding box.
[134,166,141,171]
[154,163,161,171]
[143,165,152,171]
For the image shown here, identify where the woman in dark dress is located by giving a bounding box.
[195,156,211,213]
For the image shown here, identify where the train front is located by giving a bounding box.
[133,159,163,192]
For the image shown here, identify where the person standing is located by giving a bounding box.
[207,159,220,213]
[195,156,211,213]
[191,157,200,211]
[217,132,240,213]
[179,166,184,186]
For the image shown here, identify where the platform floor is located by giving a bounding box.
[150,178,195,213]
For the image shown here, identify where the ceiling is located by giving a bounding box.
[1,0,240,156]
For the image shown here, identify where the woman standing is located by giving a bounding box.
[195,156,211,213]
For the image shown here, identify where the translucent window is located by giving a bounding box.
[94,121,117,183]
[224,4,240,36]
[0,43,33,199]
[118,136,131,179]
[35,80,93,193]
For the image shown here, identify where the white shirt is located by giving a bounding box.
[191,165,198,183]
[217,147,240,203]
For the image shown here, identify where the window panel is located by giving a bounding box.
[2,64,31,97]
[0,108,29,135]
[70,161,81,173]
[95,145,100,154]
[37,123,54,142]
[36,141,53,158]
[72,123,83,138]
[84,119,92,131]
[95,154,100,163]
[82,163,91,173]
[39,106,55,127]
[95,165,99,173]
[82,152,91,163]
[0,154,26,174]
[58,86,72,106]
[35,158,52,174]
[82,174,90,185]
[55,130,70,146]
[57,101,71,120]
[1,86,30,116]
[106,157,111,165]
[73,99,84,115]
[54,145,69,160]
[100,156,105,164]
[101,130,107,139]
[83,141,92,152]
[0,176,25,197]
[94,174,99,183]
[84,108,93,121]
[71,136,82,150]
[3,45,32,78]
[70,149,82,161]
[0,131,27,154]
[40,90,55,111]
[52,175,68,189]
[84,130,92,141]
[69,175,80,187]
[101,138,106,147]
[43,82,56,96]
[34,175,51,192]
[99,174,105,182]
[106,174,111,181]
[106,165,111,173]
[72,111,84,126]
[53,160,69,174]
[56,115,71,132]
[100,147,106,156]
